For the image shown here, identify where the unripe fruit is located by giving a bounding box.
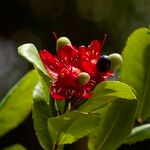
[108,53,123,71]
[56,37,71,52]
[78,72,90,85]
[96,55,111,72]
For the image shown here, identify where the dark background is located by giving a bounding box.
[0,0,150,149]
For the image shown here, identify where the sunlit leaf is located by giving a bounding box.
[2,144,26,150]
[18,43,49,77]
[78,81,136,112]
[32,82,53,150]
[87,28,150,150]
[0,70,38,137]
[35,68,51,104]
[88,99,137,150]
[48,111,101,145]
[125,124,150,144]
[120,28,150,121]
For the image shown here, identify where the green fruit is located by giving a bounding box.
[108,53,123,71]
[78,72,90,85]
[56,37,71,52]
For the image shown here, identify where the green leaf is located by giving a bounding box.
[36,68,51,104]
[78,81,136,112]
[32,82,53,150]
[0,70,38,137]
[48,111,101,145]
[125,124,150,144]
[88,99,137,150]
[2,144,26,150]
[120,28,150,121]
[18,43,49,77]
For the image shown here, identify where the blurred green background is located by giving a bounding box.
[0,0,149,149]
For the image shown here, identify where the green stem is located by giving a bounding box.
[54,100,60,116]
[53,143,64,150]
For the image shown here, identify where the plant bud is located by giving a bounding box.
[56,37,71,52]
[78,72,90,85]
[108,53,123,71]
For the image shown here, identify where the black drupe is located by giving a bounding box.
[96,55,111,72]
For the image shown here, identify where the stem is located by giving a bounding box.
[53,143,64,150]
[50,97,59,117]
[64,101,72,113]
[54,100,60,116]
[66,102,72,112]
[71,98,81,110]
[53,143,58,150]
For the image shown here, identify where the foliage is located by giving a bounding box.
[32,82,53,150]
[2,144,26,150]
[120,28,150,122]
[125,124,150,144]
[0,27,150,150]
[0,70,38,137]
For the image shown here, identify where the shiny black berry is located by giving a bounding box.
[96,55,111,72]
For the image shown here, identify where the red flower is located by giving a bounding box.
[40,40,113,101]
[79,40,113,83]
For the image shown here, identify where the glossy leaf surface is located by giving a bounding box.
[48,111,101,145]
[32,82,53,150]
[78,81,136,112]
[88,100,137,150]
[120,28,150,121]
[2,144,26,150]
[18,43,49,76]
[0,70,38,137]
[125,124,150,144]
